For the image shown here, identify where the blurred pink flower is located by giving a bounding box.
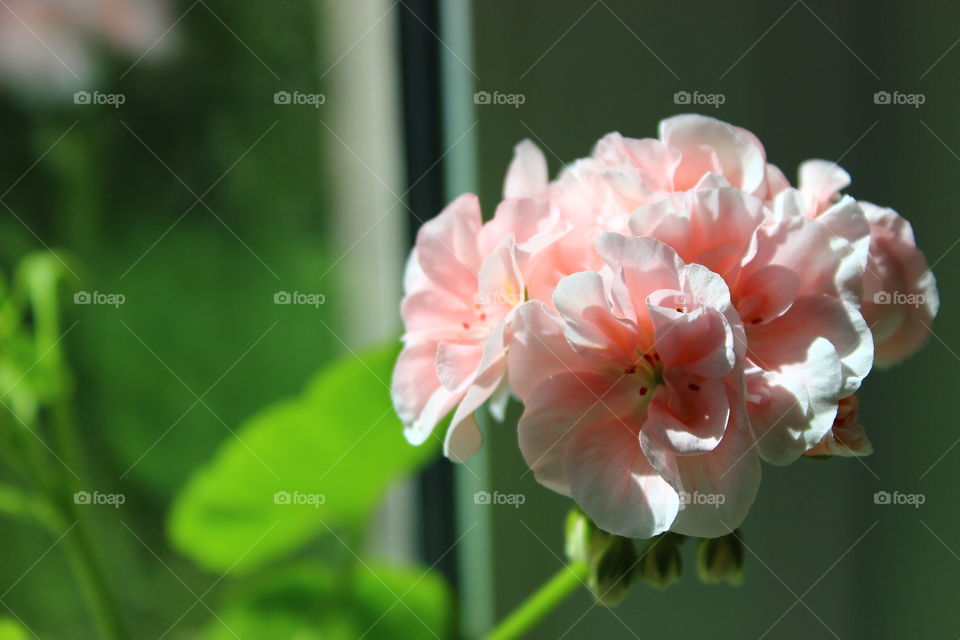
[0,0,169,94]
[798,160,939,366]
[91,0,169,52]
[508,234,758,538]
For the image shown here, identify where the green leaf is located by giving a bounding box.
[0,485,57,529]
[0,618,30,640]
[350,563,452,639]
[202,563,451,640]
[168,342,439,573]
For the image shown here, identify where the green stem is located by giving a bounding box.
[51,407,130,640]
[14,420,128,640]
[20,259,129,640]
[5,411,127,640]
[57,511,130,640]
[481,561,589,640]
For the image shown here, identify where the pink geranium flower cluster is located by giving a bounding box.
[392,114,939,539]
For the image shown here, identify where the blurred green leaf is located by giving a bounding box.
[0,334,42,427]
[0,618,29,640]
[71,224,340,499]
[168,342,438,573]
[0,251,75,425]
[202,563,451,640]
[350,562,452,639]
[0,485,55,528]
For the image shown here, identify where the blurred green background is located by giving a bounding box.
[0,1,445,638]
[0,1,956,639]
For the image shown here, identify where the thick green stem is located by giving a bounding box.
[481,561,589,640]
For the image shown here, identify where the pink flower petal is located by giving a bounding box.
[565,418,680,539]
[414,194,483,295]
[553,271,637,361]
[518,370,635,494]
[503,140,548,199]
[659,114,767,195]
[653,420,761,538]
[860,202,939,366]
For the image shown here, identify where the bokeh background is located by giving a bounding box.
[0,1,956,639]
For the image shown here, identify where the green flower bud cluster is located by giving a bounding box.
[564,508,747,604]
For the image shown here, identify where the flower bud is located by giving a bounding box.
[637,532,684,589]
[589,535,637,606]
[564,507,596,565]
[564,508,639,606]
[696,531,745,586]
